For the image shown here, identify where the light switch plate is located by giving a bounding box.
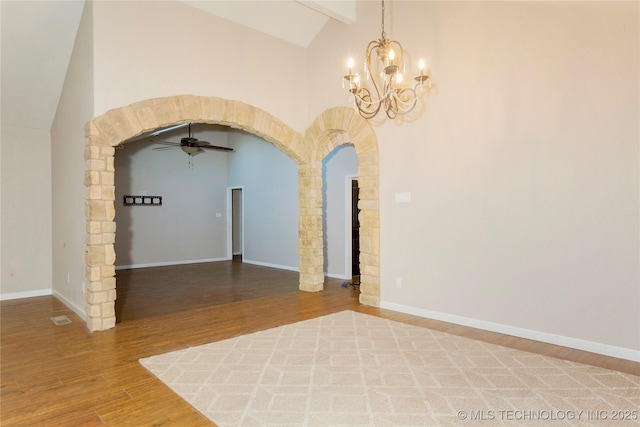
[395,192,411,203]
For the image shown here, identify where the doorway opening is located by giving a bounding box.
[350,178,360,286]
[228,187,244,261]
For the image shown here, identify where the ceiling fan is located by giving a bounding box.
[151,123,233,155]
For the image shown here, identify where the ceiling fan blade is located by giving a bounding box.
[152,146,180,151]
[149,123,189,137]
[199,145,234,151]
[151,140,180,146]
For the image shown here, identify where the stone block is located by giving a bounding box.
[86,280,102,292]
[102,232,115,244]
[86,316,102,332]
[298,197,322,209]
[101,171,114,186]
[298,264,324,275]
[102,186,115,201]
[88,200,107,221]
[299,282,323,292]
[101,302,116,318]
[86,234,102,245]
[298,229,323,239]
[299,239,314,249]
[87,185,102,200]
[153,96,183,125]
[86,171,100,186]
[105,106,143,142]
[102,265,115,278]
[299,207,322,217]
[105,245,116,265]
[357,150,378,166]
[102,221,116,233]
[106,203,115,221]
[101,146,116,157]
[358,164,379,177]
[85,145,100,160]
[102,316,116,330]
[102,277,116,290]
[358,186,378,200]
[199,97,215,120]
[300,215,322,230]
[86,245,105,265]
[231,101,250,126]
[217,98,235,124]
[88,290,108,304]
[359,293,380,307]
[93,115,124,146]
[361,263,379,276]
[358,199,378,211]
[87,266,101,281]
[360,274,380,286]
[87,304,101,318]
[182,95,202,120]
[86,159,105,171]
[132,105,159,131]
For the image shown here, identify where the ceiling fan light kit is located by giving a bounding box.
[343,0,431,119]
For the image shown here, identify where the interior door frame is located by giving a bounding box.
[226,186,244,260]
[345,175,358,278]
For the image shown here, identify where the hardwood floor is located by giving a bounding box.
[114,260,305,322]
[2,260,638,426]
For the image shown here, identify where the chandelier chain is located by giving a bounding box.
[380,0,386,39]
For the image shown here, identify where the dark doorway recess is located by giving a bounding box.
[352,179,360,282]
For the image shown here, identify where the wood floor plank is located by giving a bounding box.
[1,260,637,426]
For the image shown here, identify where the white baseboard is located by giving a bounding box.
[242,259,299,272]
[0,288,52,301]
[115,257,228,270]
[380,301,640,363]
[53,290,87,321]
[325,272,352,280]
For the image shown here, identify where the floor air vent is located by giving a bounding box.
[50,315,72,326]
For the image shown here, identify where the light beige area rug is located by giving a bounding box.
[140,311,639,426]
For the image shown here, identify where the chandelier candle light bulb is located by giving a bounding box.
[343,0,431,119]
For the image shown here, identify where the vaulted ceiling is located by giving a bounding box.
[0,0,355,131]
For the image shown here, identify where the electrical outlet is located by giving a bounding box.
[395,277,402,288]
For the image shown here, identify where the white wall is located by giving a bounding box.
[227,130,299,270]
[92,1,309,132]
[114,126,230,268]
[114,126,302,272]
[309,1,639,356]
[323,145,358,278]
[0,126,52,299]
[50,0,94,316]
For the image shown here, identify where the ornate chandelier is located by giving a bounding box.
[344,0,430,119]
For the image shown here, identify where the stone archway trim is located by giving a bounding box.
[84,95,380,331]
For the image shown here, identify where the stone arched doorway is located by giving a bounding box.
[84,95,380,331]
[303,108,380,307]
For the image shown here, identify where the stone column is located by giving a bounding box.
[298,162,324,292]
[84,134,117,331]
